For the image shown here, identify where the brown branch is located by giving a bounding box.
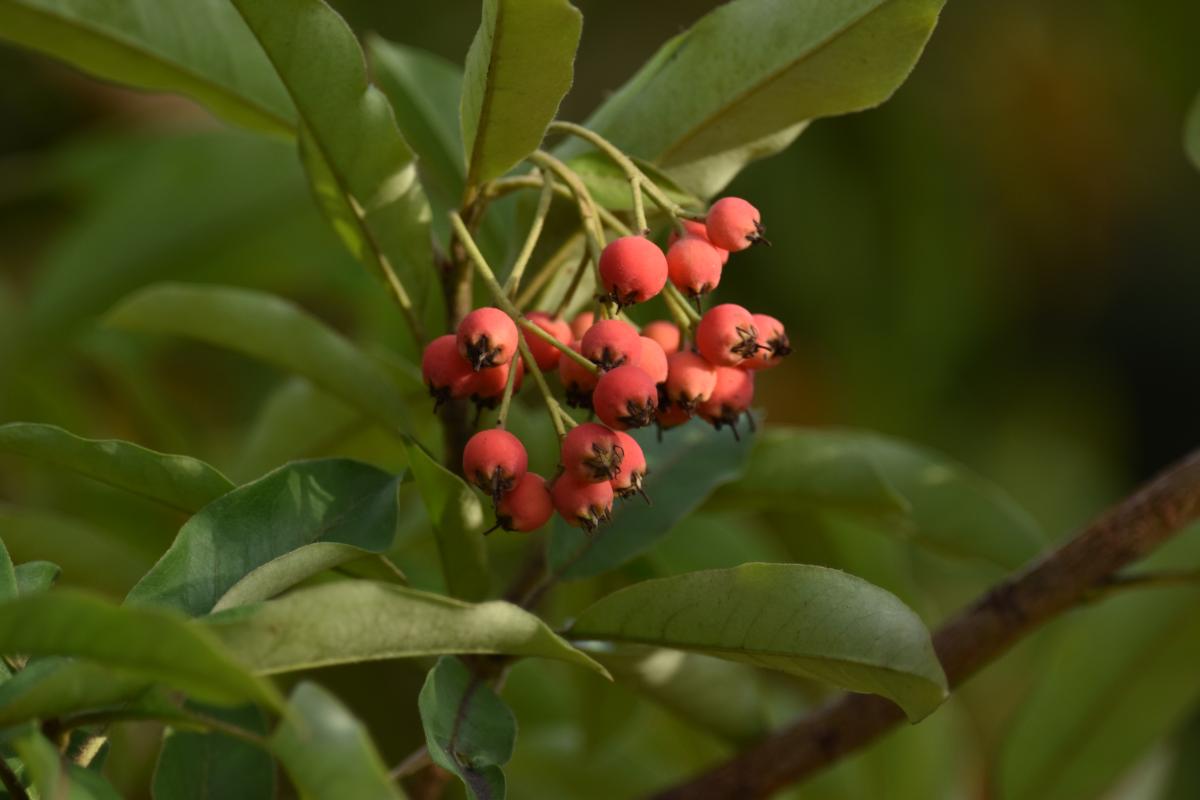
[652,447,1200,800]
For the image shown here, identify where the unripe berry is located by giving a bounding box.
[522,312,572,371]
[743,313,792,371]
[592,365,658,430]
[422,334,473,410]
[665,350,718,410]
[561,422,623,482]
[705,197,767,252]
[638,336,669,385]
[667,237,723,298]
[569,311,595,340]
[667,220,730,265]
[463,356,524,408]
[463,429,528,499]
[457,307,519,371]
[551,473,614,532]
[598,236,668,307]
[698,366,755,439]
[494,472,554,532]
[581,319,641,372]
[610,430,648,501]
[696,304,759,366]
[641,320,681,354]
[558,339,598,408]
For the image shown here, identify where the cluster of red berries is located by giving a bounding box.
[421,197,789,533]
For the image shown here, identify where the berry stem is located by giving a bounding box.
[664,282,703,324]
[514,232,585,310]
[494,349,521,431]
[484,175,632,237]
[503,168,555,299]
[553,249,592,318]
[527,150,607,270]
[661,284,696,332]
[517,335,567,439]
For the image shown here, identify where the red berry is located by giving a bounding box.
[422,334,473,410]
[668,219,730,266]
[569,311,595,340]
[561,422,623,482]
[523,312,571,371]
[592,365,658,430]
[610,430,648,501]
[463,356,524,408]
[696,304,759,366]
[665,350,718,410]
[551,474,614,532]
[667,237,723,298]
[698,366,755,439]
[638,336,669,385]
[558,339,598,408]
[581,319,641,371]
[598,236,668,307]
[706,197,766,252]
[457,307,519,370]
[494,473,553,532]
[656,401,693,433]
[743,313,792,371]
[641,320,681,354]
[463,429,528,498]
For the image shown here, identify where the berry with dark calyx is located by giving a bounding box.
[665,350,718,411]
[610,430,648,502]
[492,473,553,533]
[422,334,473,411]
[655,401,693,436]
[523,312,572,371]
[558,340,598,408]
[551,473,614,532]
[561,422,624,482]
[697,366,755,440]
[696,303,759,366]
[743,313,792,371]
[667,237,723,299]
[668,219,730,266]
[464,356,524,409]
[457,307,519,371]
[706,197,767,252]
[638,336,669,385]
[593,365,658,430]
[642,320,681,354]
[581,319,641,371]
[598,236,668,307]
[569,311,595,340]
[463,429,528,500]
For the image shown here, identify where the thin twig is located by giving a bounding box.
[503,169,555,298]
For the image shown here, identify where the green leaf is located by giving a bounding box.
[0,422,233,514]
[154,702,275,800]
[13,726,121,800]
[403,439,490,602]
[0,0,294,136]
[127,459,401,616]
[709,427,1043,568]
[419,656,516,800]
[14,561,60,596]
[204,580,608,679]
[573,0,945,196]
[271,682,405,800]
[549,421,755,580]
[0,590,281,709]
[566,152,701,213]
[0,536,15,602]
[569,563,947,721]
[228,0,435,331]
[106,283,410,433]
[460,0,582,186]
[1186,91,1200,172]
[0,657,149,728]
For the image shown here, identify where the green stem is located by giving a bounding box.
[515,232,585,311]
[661,284,696,333]
[527,151,606,266]
[520,337,567,440]
[503,169,555,298]
[485,176,632,237]
[665,282,703,324]
[549,120,651,233]
[553,249,592,318]
[495,348,520,430]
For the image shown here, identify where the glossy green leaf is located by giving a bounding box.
[0,0,294,136]
[205,581,607,679]
[154,702,275,800]
[13,725,121,800]
[0,590,280,709]
[403,439,490,602]
[1186,91,1200,172]
[271,682,405,800]
[570,563,947,721]
[127,459,401,616]
[0,657,148,728]
[549,421,755,580]
[106,283,409,433]
[0,536,15,602]
[14,561,60,596]
[419,656,516,800]
[566,152,701,213]
[0,422,233,514]
[573,0,945,196]
[460,0,582,185]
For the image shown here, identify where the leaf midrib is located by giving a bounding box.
[464,0,507,188]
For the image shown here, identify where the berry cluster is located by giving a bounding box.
[422,196,789,534]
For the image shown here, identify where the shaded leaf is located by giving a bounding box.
[13,725,122,800]
[0,536,15,602]
[0,657,149,728]
[570,563,947,721]
[154,702,275,800]
[566,152,700,213]
[14,561,60,596]
[1187,91,1200,172]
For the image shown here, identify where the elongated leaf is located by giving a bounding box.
[0,0,294,136]
[154,702,275,800]
[0,536,15,602]
[13,726,122,800]
[205,581,607,678]
[0,590,280,709]
[0,422,233,513]
[420,656,516,800]
[549,421,755,580]
[573,0,944,196]
[14,561,60,596]
[403,439,490,601]
[0,657,149,728]
[1186,91,1200,172]
[570,563,947,721]
[272,682,405,800]
[127,459,401,616]
[461,0,582,186]
[234,378,361,482]
[566,152,701,213]
[106,283,409,433]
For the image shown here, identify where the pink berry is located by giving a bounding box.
[668,219,730,266]
[558,339,598,408]
[598,236,668,307]
[666,237,723,299]
[638,336,669,385]
[705,197,767,252]
[523,312,572,371]
[494,473,554,532]
[698,366,755,439]
[551,474,614,532]
[421,334,473,410]
[561,422,624,482]
[569,311,595,340]
[656,401,693,433]
[696,304,759,366]
[665,350,718,410]
[641,321,681,354]
[743,313,792,371]
[463,429,528,498]
[581,319,642,371]
[592,365,658,430]
[463,356,524,408]
[610,430,648,501]
[457,307,519,370]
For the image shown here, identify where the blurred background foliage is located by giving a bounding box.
[1,1,1199,798]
